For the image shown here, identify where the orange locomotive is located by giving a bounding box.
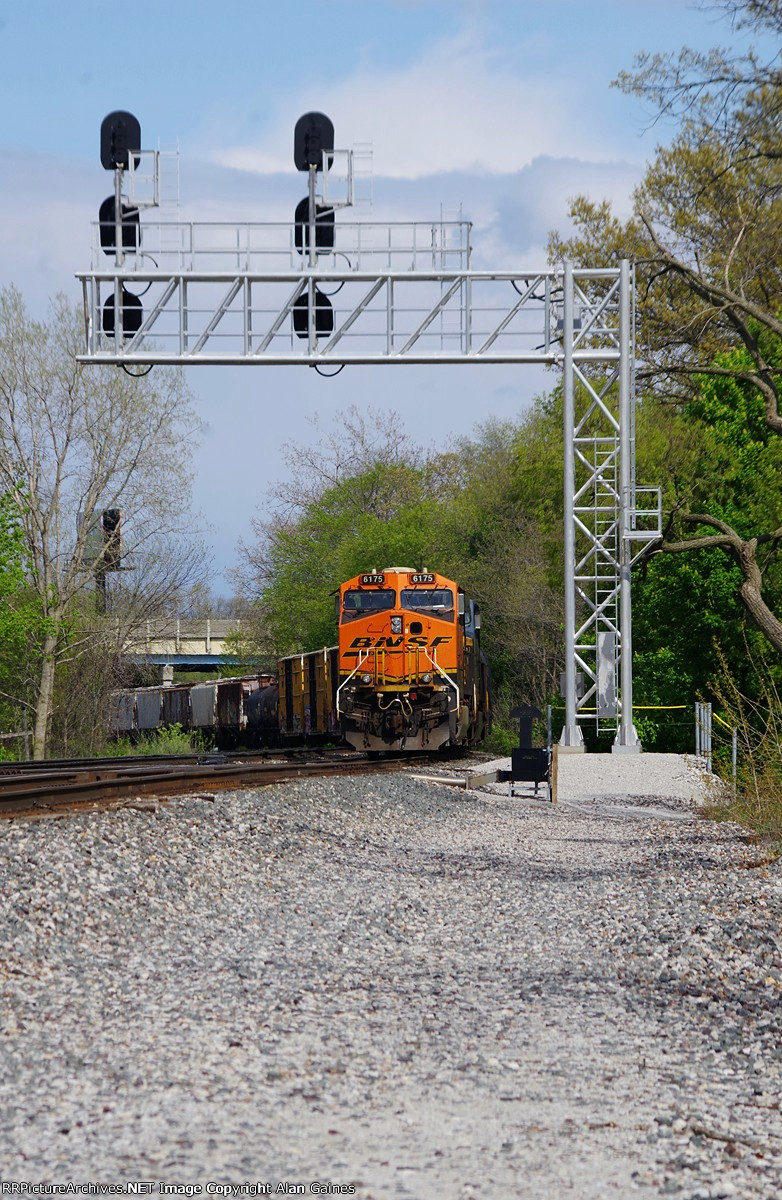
[336,567,490,751]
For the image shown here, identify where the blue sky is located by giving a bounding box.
[0,0,764,592]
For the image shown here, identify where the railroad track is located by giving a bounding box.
[0,747,427,818]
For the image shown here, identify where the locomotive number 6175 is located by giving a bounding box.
[336,566,490,751]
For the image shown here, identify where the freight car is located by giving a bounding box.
[110,568,490,752]
[110,673,276,748]
[243,648,341,745]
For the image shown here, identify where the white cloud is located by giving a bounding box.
[0,150,101,312]
[211,28,622,181]
[475,155,641,267]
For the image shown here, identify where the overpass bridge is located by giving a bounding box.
[124,618,249,681]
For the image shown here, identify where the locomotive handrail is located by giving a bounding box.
[422,647,460,715]
[335,648,371,718]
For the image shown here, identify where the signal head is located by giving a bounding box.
[294,112,334,171]
[294,197,335,254]
[98,196,140,254]
[102,288,143,338]
[292,288,334,339]
[100,111,141,170]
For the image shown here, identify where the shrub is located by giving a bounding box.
[104,723,213,757]
[704,648,782,854]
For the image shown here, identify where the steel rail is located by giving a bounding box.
[0,749,431,818]
[0,747,329,774]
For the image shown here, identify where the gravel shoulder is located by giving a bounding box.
[0,753,780,1199]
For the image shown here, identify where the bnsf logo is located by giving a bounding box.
[346,635,452,650]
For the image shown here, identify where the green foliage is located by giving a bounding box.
[247,413,566,713]
[426,417,563,704]
[703,647,782,855]
[260,460,438,652]
[245,366,782,756]
[630,345,782,748]
[105,723,212,757]
[548,3,782,672]
[0,491,42,751]
[482,725,519,756]
[686,336,782,536]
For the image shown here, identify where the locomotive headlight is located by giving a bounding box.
[361,673,373,684]
[391,615,403,634]
[421,672,432,683]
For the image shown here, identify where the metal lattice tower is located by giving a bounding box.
[77,139,659,749]
[560,261,661,750]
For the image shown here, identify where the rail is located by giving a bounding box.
[0,748,433,818]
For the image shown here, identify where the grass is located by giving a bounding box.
[702,761,782,856]
[701,648,782,859]
[104,723,213,757]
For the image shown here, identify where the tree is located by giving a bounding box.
[549,0,782,653]
[615,1,782,422]
[243,471,439,653]
[0,287,210,757]
[429,414,564,707]
[239,406,565,714]
[0,492,42,755]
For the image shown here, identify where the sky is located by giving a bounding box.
[0,0,763,594]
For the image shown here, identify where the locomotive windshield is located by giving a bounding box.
[400,588,454,619]
[341,588,396,622]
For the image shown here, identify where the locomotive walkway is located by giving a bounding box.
[0,754,779,1197]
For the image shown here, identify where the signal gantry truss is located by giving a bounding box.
[77,216,659,749]
[79,220,628,370]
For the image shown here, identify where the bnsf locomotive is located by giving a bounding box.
[335,567,489,750]
[111,568,490,752]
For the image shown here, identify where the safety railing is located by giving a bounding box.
[90,219,473,274]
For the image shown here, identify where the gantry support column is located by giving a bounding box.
[560,261,584,750]
[613,258,641,752]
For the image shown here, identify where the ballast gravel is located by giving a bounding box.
[0,753,780,1200]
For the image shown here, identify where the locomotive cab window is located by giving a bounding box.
[400,588,454,619]
[341,589,396,622]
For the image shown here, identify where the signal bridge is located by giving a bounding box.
[78,218,624,369]
[77,110,662,751]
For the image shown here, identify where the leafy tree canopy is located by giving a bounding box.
[550,0,782,655]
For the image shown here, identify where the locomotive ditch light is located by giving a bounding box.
[100,110,141,171]
[421,672,432,683]
[361,674,373,684]
[102,288,143,338]
[98,196,140,254]
[294,111,334,171]
[294,197,335,254]
[292,288,334,339]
